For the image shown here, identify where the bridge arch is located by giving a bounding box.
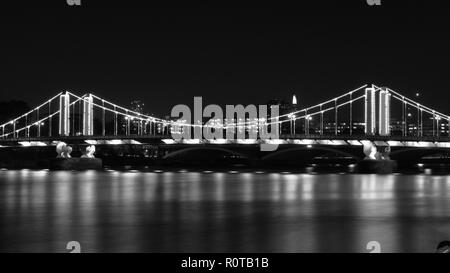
[390,147,450,162]
[261,146,362,161]
[162,146,248,160]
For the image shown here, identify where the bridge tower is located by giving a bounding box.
[378,88,391,136]
[59,92,70,136]
[83,94,94,136]
[365,87,376,135]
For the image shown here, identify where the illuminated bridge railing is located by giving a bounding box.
[2,134,450,148]
[1,84,449,143]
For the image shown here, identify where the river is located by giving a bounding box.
[0,169,449,252]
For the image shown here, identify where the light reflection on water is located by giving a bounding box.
[0,170,450,253]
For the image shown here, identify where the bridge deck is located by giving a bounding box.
[1,134,450,146]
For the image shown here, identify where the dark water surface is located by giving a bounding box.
[0,169,449,253]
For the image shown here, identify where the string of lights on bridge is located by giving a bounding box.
[68,85,374,129]
[0,96,87,139]
[1,84,450,139]
[0,87,370,137]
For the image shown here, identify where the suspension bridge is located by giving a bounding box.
[1,84,450,169]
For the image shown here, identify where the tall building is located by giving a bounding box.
[131,100,145,114]
[121,100,146,135]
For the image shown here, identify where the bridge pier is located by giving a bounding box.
[356,141,397,174]
[356,159,397,174]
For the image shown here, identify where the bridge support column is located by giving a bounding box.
[83,94,94,136]
[365,87,376,135]
[59,92,70,136]
[378,89,391,136]
[357,141,397,174]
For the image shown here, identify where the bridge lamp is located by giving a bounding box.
[41,122,45,126]
[416,92,420,97]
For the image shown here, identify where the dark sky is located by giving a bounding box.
[0,1,449,117]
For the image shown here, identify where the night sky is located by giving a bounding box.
[0,1,449,117]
